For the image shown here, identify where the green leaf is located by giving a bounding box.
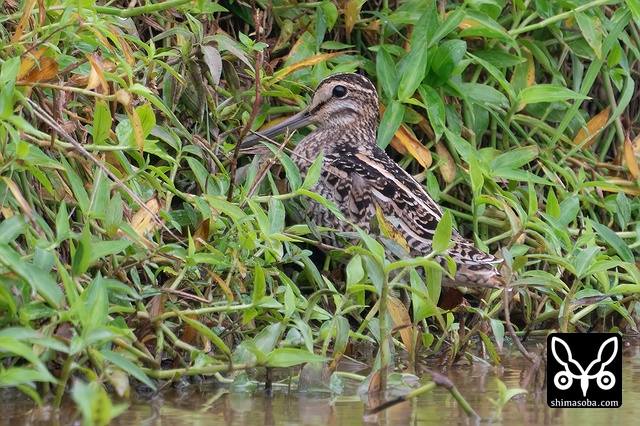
[545,189,560,218]
[574,11,603,60]
[321,0,338,30]
[589,220,634,264]
[430,9,464,46]
[432,210,452,254]
[175,311,232,361]
[92,100,112,145]
[136,102,156,140]
[252,263,266,304]
[377,100,404,148]
[489,318,504,351]
[376,46,398,98]
[264,348,330,368]
[186,157,210,191]
[297,189,345,221]
[469,154,484,197]
[0,215,29,244]
[60,156,90,215]
[490,147,538,171]
[302,152,323,190]
[71,380,129,426]
[518,85,589,105]
[100,350,156,390]
[72,226,92,278]
[105,193,123,238]
[397,48,429,100]
[90,240,132,263]
[89,170,110,221]
[268,198,286,235]
[417,85,445,141]
[459,82,509,109]
[0,244,63,308]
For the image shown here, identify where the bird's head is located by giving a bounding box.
[241,73,379,148]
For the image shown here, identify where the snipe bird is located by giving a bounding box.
[242,73,501,288]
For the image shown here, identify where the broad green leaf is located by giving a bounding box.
[268,198,286,235]
[545,189,560,218]
[175,311,232,361]
[518,84,589,105]
[0,244,63,308]
[376,46,398,98]
[264,348,330,368]
[92,100,112,145]
[72,226,92,278]
[490,147,538,171]
[105,193,123,238]
[71,380,129,426]
[460,82,509,109]
[378,100,404,148]
[100,350,156,390]
[590,220,634,264]
[60,156,90,215]
[0,215,28,243]
[90,240,132,263]
[252,263,266,304]
[302,152,323,190]
[417,85,445,141]
[432,210,452,254]
[469,154,484,197]
[574,11,603,60]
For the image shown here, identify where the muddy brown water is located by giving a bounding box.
[3,338,640,425]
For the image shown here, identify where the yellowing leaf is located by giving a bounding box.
[374,204,410,252]
[387,296,414,356]
[624,135,639,179]
[341,0,364,38]
[380,103,433,169]
[130,105,144,154]
[2,177,34,223]
[8,0,37,55]
[457,18,482,30]
[273,52,347,83]
[18,57,59,83]
[86,52,109,93]
[435,141,456,183]
[131,197,161,238]
[572,106,610,148]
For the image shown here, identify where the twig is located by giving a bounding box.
[502,280,537,363]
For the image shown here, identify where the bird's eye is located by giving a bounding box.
[332,85,348,98]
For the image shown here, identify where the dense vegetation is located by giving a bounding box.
[1,0,639,422]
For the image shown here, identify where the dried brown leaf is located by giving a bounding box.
[86,52,109,93]
[386,296,413,355]
[623,135,639,179]
[131,197,161,237]
[435,141,456,183]
[2,176,34,222]
[374,204,409,251]
[18,57,59,83]
[380,104,433,169]
[572,106,610,148]
[273,52,347,83]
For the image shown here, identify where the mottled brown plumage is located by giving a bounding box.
[242,73,501,288]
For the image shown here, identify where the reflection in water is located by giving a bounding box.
[3,339,639,426]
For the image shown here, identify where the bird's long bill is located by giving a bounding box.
[240,108,312,148]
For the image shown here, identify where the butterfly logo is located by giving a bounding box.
[551,335,618,397]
